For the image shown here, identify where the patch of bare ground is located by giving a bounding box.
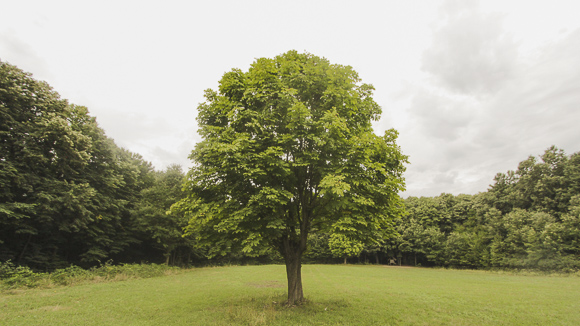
[1,289,28,296]
[35,305,70,312]
[246,280,284,288]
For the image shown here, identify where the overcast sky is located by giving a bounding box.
[2,0,579,198]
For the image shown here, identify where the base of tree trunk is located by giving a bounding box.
[285,259,304,305]
[284,243,304,305]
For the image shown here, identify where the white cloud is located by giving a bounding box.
[93,110,200,170]
[422,3,518,95]
[408,89,477,141]
[2,0,580,198]
[398,2,580,197]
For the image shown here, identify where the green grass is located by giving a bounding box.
[1,264,579,325]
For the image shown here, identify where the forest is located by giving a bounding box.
[305,144,580,273]
[1,60,579,272]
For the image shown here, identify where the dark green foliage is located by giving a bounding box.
[0,61,193,270]
[135,164,198,266]
[303,233,338,263]
[0,259,180,289]
[0,260,45,288]
[391,147,580,272]
[176,51,407,303]
[3,58,577,275]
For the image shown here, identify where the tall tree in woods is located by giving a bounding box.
[0,61,94,267]
[176,51,407,304]
[137,164,196,265]
[0,61,156,268]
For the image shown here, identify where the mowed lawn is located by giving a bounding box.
[1,264,579,325]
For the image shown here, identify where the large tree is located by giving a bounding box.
[178,51,407,305]
[0,61,157,268]
[136,164,196,265]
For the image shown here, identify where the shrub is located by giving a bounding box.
[0,260,46,288]
[1,260,183,290]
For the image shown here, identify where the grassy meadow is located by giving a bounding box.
[1,264,579,325]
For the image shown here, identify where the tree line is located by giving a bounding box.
[0,61,194,270]
[2,59,579,273]
[301,146,580,272]
[388,146,580,271]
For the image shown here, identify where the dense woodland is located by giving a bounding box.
[392,147,580,271]
[0,61,195,269]
[306,144,580,272]
[1,61,579,272]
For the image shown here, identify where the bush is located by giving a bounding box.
[89,260,177,279]
[50,265,92,285]
[0,260,46,288]
[0,260,183,290]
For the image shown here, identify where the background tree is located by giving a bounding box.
[393,147,580,272]
[328,232,364,264]
[302,233,335,263]
[136,164,197,265]
[177,51,407,305]
[0,61,93,268]
[0,61,190,269]
[395,216,425,265]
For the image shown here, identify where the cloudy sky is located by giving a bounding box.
[2,0,579,198]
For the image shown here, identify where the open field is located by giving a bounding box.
[1,264,579,325]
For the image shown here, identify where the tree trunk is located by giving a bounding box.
[281,199,309,306]
[17,234,32,264]
[283,240,304,305]
[165,249,171,265]
[343,256,347,264]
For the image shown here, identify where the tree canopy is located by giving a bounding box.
[387,146,580,271]
[176,51,407,304]
[0,60,193,269]
[3,57,579,283]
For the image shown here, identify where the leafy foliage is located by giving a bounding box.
[0,61,191,269]
[136,164,198,265]
[388,147,580,272]
[176,51,407,303]
[0,259,180,289]
[4,55,576,279]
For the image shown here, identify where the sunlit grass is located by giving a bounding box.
[1,264,579,325]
